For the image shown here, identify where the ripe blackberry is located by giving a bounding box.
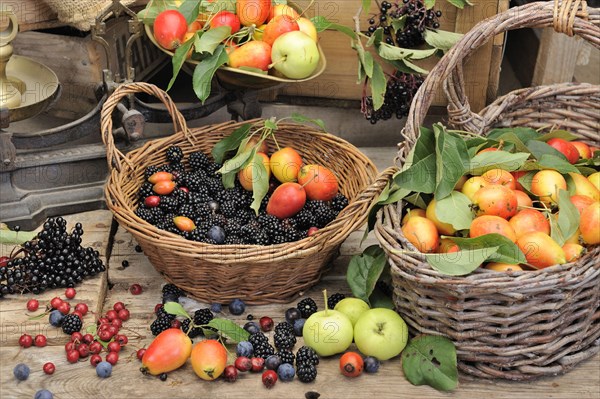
[138,182,154,199]
[177,203,197,219]
[248,331,268,346]
[155,304,176,321]
[61,314,83,335]
[159,196,179,213]
[253,341,275,360]
[181,318,203,338]
[169,163,185,175]
[189,151,211,171]
[297,298,318,318]
[297,364,317,383]
[162,283,184,302]
[186,172,209,192]
[282,226,301,243]
[274,331,296,350]
[166,146,184,164]
[193,308,214,326]
[275,322,295,335]
[150,315,172,336]
[145,165,160,179]
[311,203,337,228]
[135,207,154,223]
[205,178,223,196]
[327,293,346,309]
[220,201,238,218]
[224,236,244,245]
[331,193,349,213]
[276,350,295,365]
[296,346,319,366]
[209,213,228,228]
[293,209,318,230]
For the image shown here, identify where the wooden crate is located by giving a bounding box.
[278,0,509,112]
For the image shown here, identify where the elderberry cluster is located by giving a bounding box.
[362,71,424,124]
[0,218,105,298]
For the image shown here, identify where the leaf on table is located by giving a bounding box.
[402,335,458,391]
[207,318,250,343]
[421,246,498,276]
[347,246,388,305]
[192,45,229,103]
[435,191,473,230]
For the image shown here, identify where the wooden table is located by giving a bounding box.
[1,147,598,399]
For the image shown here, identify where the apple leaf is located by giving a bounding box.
[424,29,463,52]
[192,45,229,103]
[551,189,580,246]
[525,139,568,161]
[433,126,469,199]
[0,229,37,245]
[167,38,195,91]
[393,154,437,194]
[202,0,235,13]
[435,191,472,230]
[538,130,578,142]
[347,246,388,305]
[179,0,200,24]
[469,151,530,175]
[212,123,251,164]
[195,26,231,55]
[206,318,250,343]
[291,113,326,131]
[450,234,526,265]
[420,246,498,276]
[369,286,395,310]
[487,127,539,143]
[402,335,458,392]
[163,302,191,319]
[250,154,270,216]
[310,16,356,38]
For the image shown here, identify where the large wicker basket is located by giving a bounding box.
[101,82,393,305]
[375,0,600,380]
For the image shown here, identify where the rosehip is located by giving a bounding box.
[262,370,278,389]
[71,311,84,320]
[82,334,94,344]
[19,334,33,348]
[34,334,47,347]
[98,329,113,342]
[106,310,118,321]
[75,303,88,316]
[118,308,130,321]
[78,343,90,358]
[106,351,119,365]
[111,318,123,329]
[223,365,238,382]
[65,342,76,352]
[43,362,55,375]
[107,341,121,353]
[27,299,39,312]
[66,349,80,363]
[90,354,102,367]
[130,284,143,295]
[65,288,76,299]
[234,356,252,372]
[71,332,83,343]
[116,334,128,346]
[136,348,146,360]
[170,319,181,329]
[0,256,9,267]
[251,357,265,372]
[89,341,103,355]
[113,302,126,312]
[107,325,118,337]
[57,301,70,315]
[97,317,109,325]
[50,297,63,310]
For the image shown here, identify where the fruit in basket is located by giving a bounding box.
[401,208,426,225]
[485,262,523,272]
[569,195,596,214]
[266,182,307,219]
[209,11,241,34]
[546,138,580,164]
[568,172,600,201]
[471,185,518,219]
[191,339,228,380]
[481,169,516,189]
[514,190,533,208]
[153,180,176,195]
[562,243,585,262]
[153,10,188,50]
[228,41,272,71]
[334,298,370,327]
[580,202,600,245]
[173,216,196,232]
[141,328,192,375]
[298,165,339,201]
[401,216,439,253]
[530,170,567,206]
[353,308,408,361]
[571,141,591,159]
[270,4,300,21]
[303,293,353,357]
[237,0,271,26]
[516,232,566,269]
[262,15,300,46]
[271,31,320,79]
[297,17,318,42]
[243,136,269,154]
[470,215,517,242]
[425,199,456,235]
[437,238,459,253]
[461,176,488,201]
[270,147,303,183]
[238,153,271,191]
[588,172,600,190]
[148,171,173,184]
[508,209,550,239]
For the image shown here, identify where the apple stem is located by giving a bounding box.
[323,289,328,316]
[300,171,319,188]
[268,57,287,70]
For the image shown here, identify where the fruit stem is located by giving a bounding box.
[267,57,286,70]
[323,289,328,316]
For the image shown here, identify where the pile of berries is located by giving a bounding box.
[0,217,105,298]
[134,146,349,245]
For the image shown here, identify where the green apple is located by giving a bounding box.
[270,31,320,79]
[303,308,353,357]
[353,308,408,361]
[334,298,370,326]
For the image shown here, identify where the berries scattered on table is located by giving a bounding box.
[236,341,254,358]
[297,297,318,318]
[61,314,83,335]
[296,346,320,367]
[297,363,318,383]
[259,316,274,332]
[276,350,295,365]
[96,361,112,378]
[364,356,380,373]
[150,315,172,336]
[284,307,302,324]
[327,292,346,309]
[274,330,296,351]
[277,363,295,382]
[293,318,306,337]
[65,287,76,299]
[265,354,282,371]
[210,303,222,313]
[228,298,246,315]
[262,369,278,388]
[43,362,55,375]
[19,334,33,348]
[26,299,39,312]
[162,283,184,303]
[49,309,64,327]
[13,363,30,380]
[34,334,47,347]
[130,283,143,295]
[243,321,260,335]
[34,390,54,399]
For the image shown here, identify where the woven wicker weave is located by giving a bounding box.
[375,0,600,380]
[101,82,394,304]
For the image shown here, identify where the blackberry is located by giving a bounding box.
[209,213,228,228]
[327,293,346,309]
[159,196,179,213]
[297,364,317,383]
[61,314,83,335]
[274,331,296,350]
[169,163,185,175]
[253,341,275,360]
[297,298,318,318]
[296,346,319,366]
[248,331,269,346]
[177,203,197,219]
[293,209,318,230]
[220,201,238,218]
[138,182,154,199]
[312,205,337,228]
[155,304,176,321]
[181,318,203,338]
[135,207,154,223]
[166,146,184,163]
[145,165,160,179]
[193,308,214,326]
[189,151,211,171]
[331,193,349,213]
[224,236,244,245]
[276,350,295,365]
[224,218,243,236]
[150,315,172,336]
[282,226,301,243]
[162,283,184,302]
[186,172,209,192]
[275,321,295,335]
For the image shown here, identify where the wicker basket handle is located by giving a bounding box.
[101,82,194,172]
[313,166,399,245]
[400,0,600,158]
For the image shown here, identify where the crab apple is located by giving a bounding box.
[580,202,600,245]
[401,216,439,253]
[571,141,592,159]
[516,232,566,269]
[470,215,517,242]
[65,288,76,299]
[509,209,551,239]
[547,138,579,164]
[530,170,567,206]
[472,184,518,219]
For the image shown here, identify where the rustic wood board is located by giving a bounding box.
[0,211,112,346]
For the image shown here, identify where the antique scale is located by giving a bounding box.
[0,1,265,229]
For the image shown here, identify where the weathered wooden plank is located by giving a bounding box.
[532,28,583,86]
[0,211,112,346]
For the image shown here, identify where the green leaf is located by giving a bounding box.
[218,148,254,177]
[196,26,231,54]
[446,0,470,9]
[424,0,436,9]
[250,154,270,216]
[291,113,326,130]
[469,151,530,175]
[347,246,388,305]
[404,192,431,209]
[434,126,469,199]
[369,286,395,309]
[167,38,195,91]
[311,16,356,38]
[0,230,37,244]
[202,0,235,13]
[517,171,536,193]
[86,324,98,335]
[407,126,436,164]
[370,62,387,110]
[264,119,278,131]
[192,45,229,103]
[451,234,527,265]
[163,302,191,319]
[211,124,251,164]
[355,45,374,78]
[537,155,580,173]
[206,318,250,343]
[538,130,578,142]
[526,139,568,161]
[490,132,530,153]
[179,0,200,24]
[330,22,357,39]
[402,335,458,391]
[362,0,372,12]
[378,43,437,61]
[435,191,473,230]
[391,15,407,32]
[551,189,580,246]
[366,27,384,48]
[222,172,236,189]
[487,127,539,143]
[421,247,499,276]
[393,154,437,194]
[399,59,429,75]
[423,29,463,52]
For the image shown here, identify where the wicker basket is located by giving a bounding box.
[101,82,394,305]
[375,0,600,380]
